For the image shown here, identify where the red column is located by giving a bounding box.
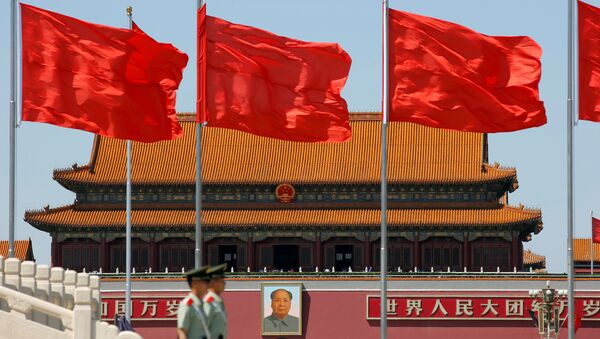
[101,236,108,273]
[414,233,421,271]
[463,234,470,271]
[247,235,254,271]
[364,233,371,268]
[51,236,58,267]
[511,233,519,270]
[315,233,322,270]
[149,237,157,271]
[202,239,208,266]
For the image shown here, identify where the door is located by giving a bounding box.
[273,245,299,271]
[335,245,354,271]
[219,245,237,270]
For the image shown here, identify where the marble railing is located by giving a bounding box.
[0,256,141,339]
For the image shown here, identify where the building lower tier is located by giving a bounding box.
[52,230,526,273]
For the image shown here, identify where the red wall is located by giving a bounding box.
[125,290,600,339]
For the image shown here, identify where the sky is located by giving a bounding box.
[0,0,598,273]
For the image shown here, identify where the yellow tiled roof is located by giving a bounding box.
[523,249,546,266]
[52,113,517,186]
[0,239,33,261]
[25,205,542,232]
[574,238,600,261]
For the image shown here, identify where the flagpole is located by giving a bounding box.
[125,6,133,323]
[380,1,389,338]
[8,0,18,258]
[567,0,576,337]
[195,0,205,269]
[592,211,595,275]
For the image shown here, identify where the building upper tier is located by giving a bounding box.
[52,113,518,189]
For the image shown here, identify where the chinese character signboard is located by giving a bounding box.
[101,297,182,320]
[366,295,600,321]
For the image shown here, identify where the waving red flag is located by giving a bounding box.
[579,1,600,122]
[388,9,546,133]
[593,217,600,243]
[197,6,352,142]
[21,3,188,142]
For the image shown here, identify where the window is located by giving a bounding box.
[374,243,413,271]
[61,240,100,272]
[158,238,194,272]
[110,239,150,272]
[421,239,462,271]
[471,239,511,271]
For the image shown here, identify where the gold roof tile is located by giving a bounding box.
[0,239,33,261]
[574,238,600,261]
[25,205,541,232]
[53,114,517,186]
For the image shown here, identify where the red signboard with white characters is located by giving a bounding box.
[101,296,184,321]
[366,295,600,321]
[100,293,600,322]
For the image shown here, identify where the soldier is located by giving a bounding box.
[204,263,228,339]
[177,266,212,339]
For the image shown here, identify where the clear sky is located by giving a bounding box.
[0,0,598,273]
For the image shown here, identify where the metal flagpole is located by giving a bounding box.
[567,0,576,337]
[592,211,595,275]
[8,0,18,258]
[380,1,389,338]
[196,0,205,269]
[125,6,133,322]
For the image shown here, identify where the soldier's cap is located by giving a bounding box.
[207,263,227,279]
[185,265,211,286]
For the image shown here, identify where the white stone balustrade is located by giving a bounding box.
[4,258,21,290]
[63,270,77,310]
[49,267,65,330]
[0,256,5,285]
[90,275,101,319]
[0,258,141,339]
[21,261,36,295]
[34,264,51,325]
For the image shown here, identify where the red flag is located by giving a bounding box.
[580,1,600,122]
[197,6,352,142]
[563,311,583,333]
[388,9,546,133]
[575,313,582,333]
[593,217,600,243]
[21,4,188,143]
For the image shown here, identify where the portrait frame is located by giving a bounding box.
[260,282,303,336]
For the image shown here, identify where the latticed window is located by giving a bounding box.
[471,238,511,272]
[373,242,413,271]
[61,239,100,272]
[109,239,150,272]
[421,238,462,271]
[159,238,194,272]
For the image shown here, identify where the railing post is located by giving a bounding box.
[63,270,77,309]
[34,264,51,325]
[49,267,65,305]
[73,287,93,338]
[20,261,36,295]
[0,256,5,286]
[77,272,90,288]
[4,258,21,290]
[89,275,101,320]
[49,267,65,330]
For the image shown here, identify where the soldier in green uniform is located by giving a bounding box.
[177,266,212,339]
[203,263,228,339]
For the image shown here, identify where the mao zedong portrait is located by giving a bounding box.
[263,288,300,333]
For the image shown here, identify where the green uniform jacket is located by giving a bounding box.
[203,290,227,339]
[177,293,211,339]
